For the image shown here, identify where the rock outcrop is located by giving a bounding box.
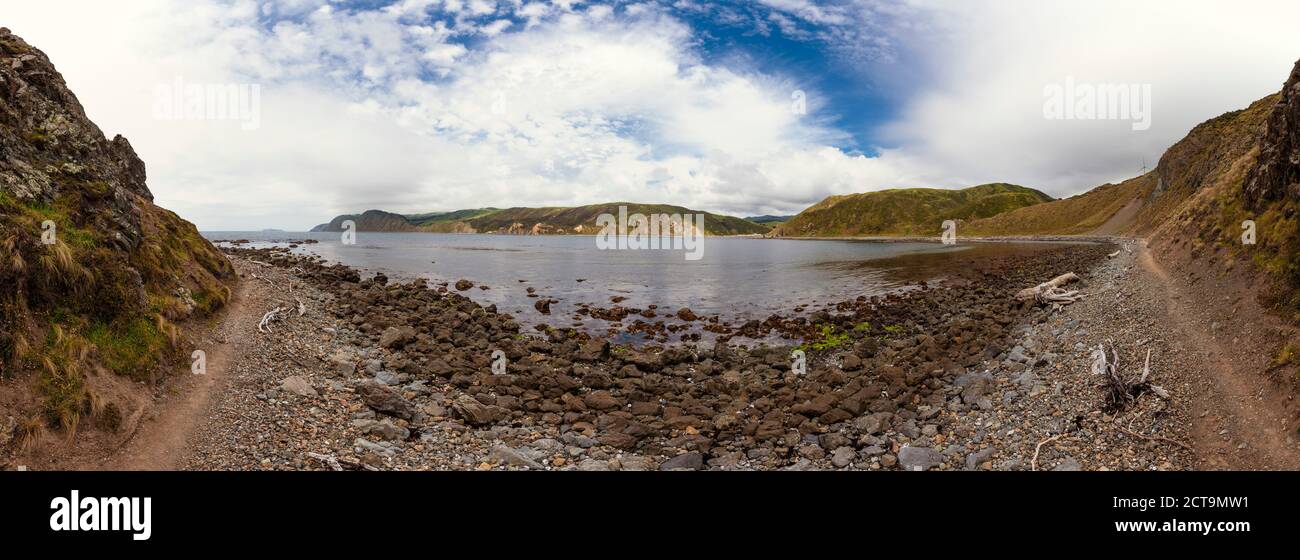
[0,28,233,434]
[1,29,154,251]
[1244,58,1300,208]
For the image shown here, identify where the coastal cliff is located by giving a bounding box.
[0,28,233,445]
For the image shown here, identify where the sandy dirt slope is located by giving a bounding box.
[1089,198,1143,236]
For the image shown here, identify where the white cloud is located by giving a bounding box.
[479,19,514,36]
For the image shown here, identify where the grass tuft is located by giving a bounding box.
[85,317,168,381]
[16,413,47,453]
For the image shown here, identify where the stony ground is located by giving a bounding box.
[159,239,1271,471]
[944,239,1194,471]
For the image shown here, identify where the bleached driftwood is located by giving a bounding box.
[1031,434,1063,471]
[1095,344,1170,412]
[306,452,343,471]
[1015,272,1083,308]
[248,259,272,267]
[1107,250,1121,258]
[258,306,284,333]
[306,452,379,471]
[1136,348,1170,399]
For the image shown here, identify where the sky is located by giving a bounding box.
[5,0,1300,230]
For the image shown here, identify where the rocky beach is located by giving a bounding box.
[134,238,1224,471]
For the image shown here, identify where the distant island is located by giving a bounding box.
[311,203,771,236]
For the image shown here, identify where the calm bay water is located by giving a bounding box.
[202,232,1071,335]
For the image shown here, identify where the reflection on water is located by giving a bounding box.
[203,232,1075,333]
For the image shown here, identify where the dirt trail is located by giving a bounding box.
[85,279,250,470]
[1138,245,1300,469]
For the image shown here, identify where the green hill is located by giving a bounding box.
[745,214,794,226]
[962,178,1152,236]
[408,208,499,233]
[770,183,1053,237]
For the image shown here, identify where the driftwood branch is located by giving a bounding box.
[1031,434,1063,471]
[1015,272,1083,309]
[258,307,284,333]
[305,452,343,471]
[305,452,379,471]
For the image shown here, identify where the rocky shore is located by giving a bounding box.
[177,239,1209,471]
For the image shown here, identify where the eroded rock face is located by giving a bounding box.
[0,28,155,249]
[1245,58,1300,208]
[1,28,232,384]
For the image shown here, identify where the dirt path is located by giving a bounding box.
[98,285,247,470]
[83,279,249,470]
[1138,244,1300,469]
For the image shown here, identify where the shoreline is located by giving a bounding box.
[214,235,1106,347]
[206,231,1117,243]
